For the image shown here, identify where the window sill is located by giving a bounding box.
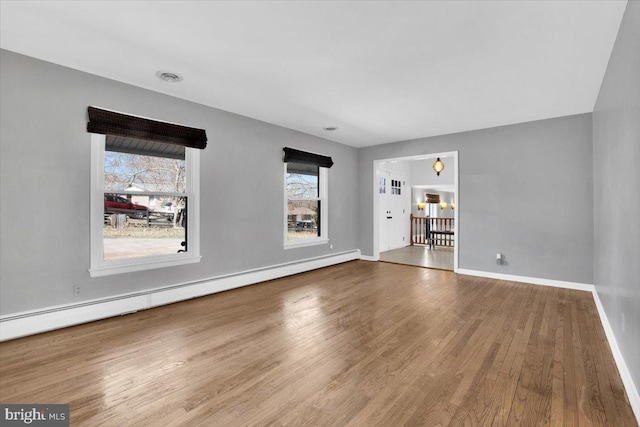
[89,254,201,277]
[283,238,329,250]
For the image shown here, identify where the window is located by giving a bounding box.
[88,107,206,276]
[283,147,332,248]
[391,179,401,195]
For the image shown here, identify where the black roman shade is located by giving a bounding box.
[283,147,333,168]
[87,106,207,150]
[425,193,441,204]
[106,135,185,160]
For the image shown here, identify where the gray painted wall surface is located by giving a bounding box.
[410,157,455,187]
[0,50,359,315]
[359,114,594,283]
[593,1,640,390]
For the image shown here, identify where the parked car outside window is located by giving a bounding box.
[104,194,148,219]
[295,220,315,231]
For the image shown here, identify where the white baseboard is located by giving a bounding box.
[359,254,378,262]
[592,290,640,422]
[457,268,594,292]
[0,250,361,342]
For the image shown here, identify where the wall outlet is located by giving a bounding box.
[496,253,503,264]
[73,285,82,297]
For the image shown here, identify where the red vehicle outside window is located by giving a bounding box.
[104,194,148,219]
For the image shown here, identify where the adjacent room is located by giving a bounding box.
[378,154,458,271]
[1,1,638,425]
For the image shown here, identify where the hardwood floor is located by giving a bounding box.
[0,261,636,426]
[380,245,454,270]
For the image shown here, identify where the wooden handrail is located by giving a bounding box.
[410,215,454,247]
[410,214,427,245]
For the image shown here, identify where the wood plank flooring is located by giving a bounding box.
[380,245,454,270]
[0,261,636,426]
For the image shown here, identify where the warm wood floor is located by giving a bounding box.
[0,261,636,426]
[380,245,454,270]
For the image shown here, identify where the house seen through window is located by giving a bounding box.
[103,139,187,261]
[286,162,322,241]
[283,147,332,248]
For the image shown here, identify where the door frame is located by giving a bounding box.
[372,150,459,273]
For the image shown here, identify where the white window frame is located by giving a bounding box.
[283,163,329,249]
[89,133,201,277]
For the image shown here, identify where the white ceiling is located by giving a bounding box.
[0,1,627,148]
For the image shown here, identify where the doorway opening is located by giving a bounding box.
[373,151,459,272]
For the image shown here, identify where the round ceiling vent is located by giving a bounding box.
[155,71,183,83]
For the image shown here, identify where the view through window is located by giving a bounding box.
[102,140,187,261]
[285,161,327,246]
[286,162,322,242]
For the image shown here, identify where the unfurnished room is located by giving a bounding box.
[0,1,639,425]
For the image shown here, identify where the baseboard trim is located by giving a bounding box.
[457,268,594,292]
[358,254,378,262]
[592,289,640,422]
[0,250,361,342]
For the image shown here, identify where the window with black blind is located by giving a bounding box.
[283,148,332,248]
[88,107,206,276]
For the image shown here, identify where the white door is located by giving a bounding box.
[378,170,390,252]
[379,170,409,252]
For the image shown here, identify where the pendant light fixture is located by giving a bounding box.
[432,157,444,176]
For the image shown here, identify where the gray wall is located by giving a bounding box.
[593,1,640,390]
[0,50,359,315]
[410,157,455,187]
[359,113,594,283]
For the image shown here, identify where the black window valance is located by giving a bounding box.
[106,135,185,160]
[283,147,333,168]
[87,106,207,150]
[425,193,441,204]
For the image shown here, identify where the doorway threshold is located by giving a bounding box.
[379,245,453,271]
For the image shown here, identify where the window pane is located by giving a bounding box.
[104,150,185,193]
[103,194,187,261]
[287,199,319,241]
[287,162,318,199]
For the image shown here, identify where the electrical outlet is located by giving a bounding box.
[74,285,82,297]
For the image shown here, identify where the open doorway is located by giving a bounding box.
[373,152,459,272]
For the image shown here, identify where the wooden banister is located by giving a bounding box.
[410,216,454,247]
[410,214,428,245]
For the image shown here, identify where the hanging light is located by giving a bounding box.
[432,158,444,176]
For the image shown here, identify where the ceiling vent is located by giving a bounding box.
[155,71,183,83]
